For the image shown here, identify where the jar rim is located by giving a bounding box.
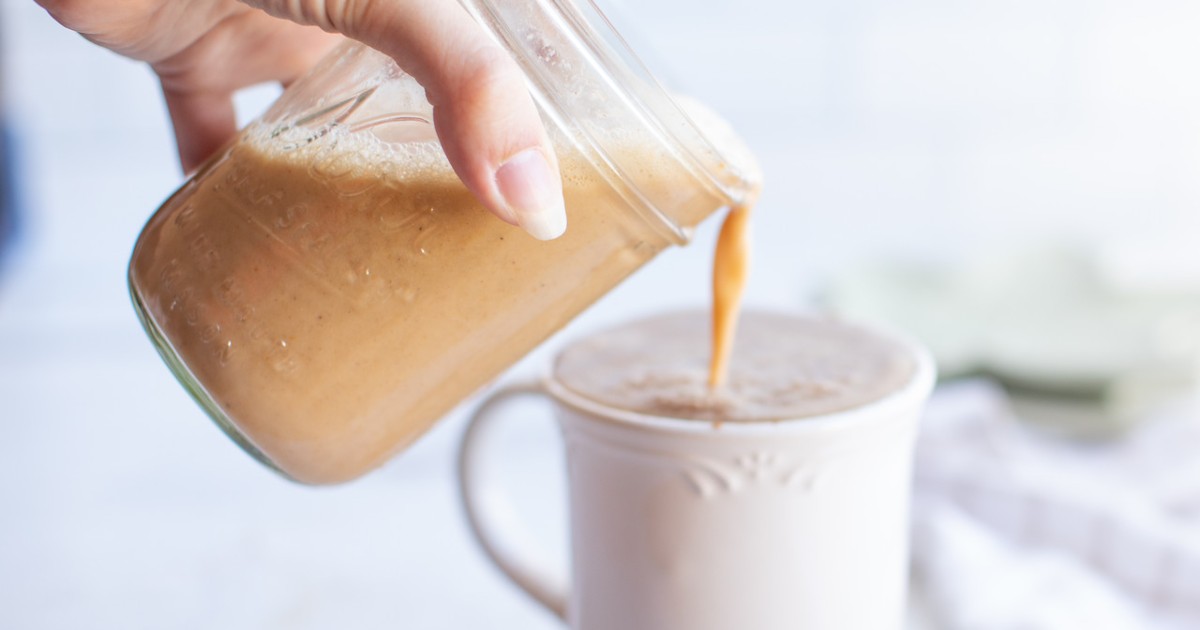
[461,0,759,245]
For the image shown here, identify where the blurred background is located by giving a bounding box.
[3,0,1199,628]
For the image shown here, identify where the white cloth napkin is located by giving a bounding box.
[911,380,1200,630]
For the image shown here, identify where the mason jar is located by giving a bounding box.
[128,0,759,485]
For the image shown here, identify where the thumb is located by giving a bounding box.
[244,0,567,240]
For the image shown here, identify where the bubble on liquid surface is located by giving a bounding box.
[554,311,916,422]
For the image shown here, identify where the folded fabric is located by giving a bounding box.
[914,500,1148,630]
[911,380,1200,629]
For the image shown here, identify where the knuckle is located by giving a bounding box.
[336,0,375,34]
[275,0,339,31]
[289,0,369,34]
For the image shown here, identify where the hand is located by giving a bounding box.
[38,0,567,240]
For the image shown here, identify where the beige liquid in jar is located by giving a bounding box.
[130,121,744,484]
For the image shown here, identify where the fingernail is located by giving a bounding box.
[495,149,567,240]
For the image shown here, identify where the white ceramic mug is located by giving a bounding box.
[458,328,934,630]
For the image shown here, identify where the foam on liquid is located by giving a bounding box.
[555,311,917,422]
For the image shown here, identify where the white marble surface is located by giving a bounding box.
[5,0,1200,627]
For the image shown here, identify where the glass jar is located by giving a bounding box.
[128,0,759,484]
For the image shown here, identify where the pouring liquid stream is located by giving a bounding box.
[708,201,755,389]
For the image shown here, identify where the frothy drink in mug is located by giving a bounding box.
[557,311,918,422]
[129,97,758,484]
[458,309,934,629]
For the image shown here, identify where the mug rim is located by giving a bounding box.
[541,314,936,436]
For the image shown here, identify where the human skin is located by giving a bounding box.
[35,0,567,239]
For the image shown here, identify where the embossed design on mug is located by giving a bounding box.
[681,451,826,498]
[566,429,831,499]
[735,450,778,480]
[567,417,914,500]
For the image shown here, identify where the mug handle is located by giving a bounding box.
[457,380,569,621]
